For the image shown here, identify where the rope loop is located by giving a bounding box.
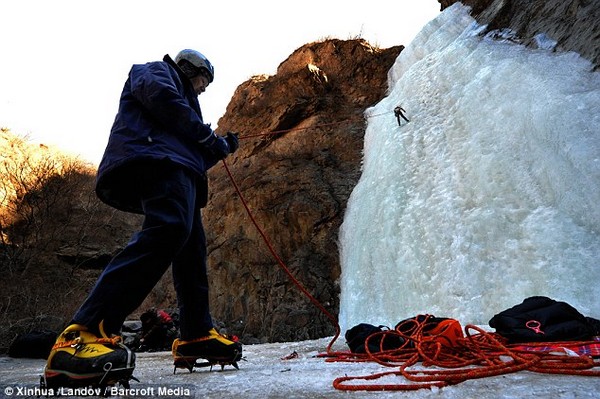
[330,321,600,391]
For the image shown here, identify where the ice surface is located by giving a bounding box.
[339,3,600,332]
[1,338,599,398]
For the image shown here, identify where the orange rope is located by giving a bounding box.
[221,113,396,352]
[239,120,358,139]
[236,111,392,140]
[220,111,396,347]
[221,160,341,351]
[329,319,600,391]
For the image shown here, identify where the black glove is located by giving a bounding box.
[225,132,239,154]
[205,134,230,159]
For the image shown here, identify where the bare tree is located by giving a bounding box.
[0,130,95,276]
[0,129,100,348]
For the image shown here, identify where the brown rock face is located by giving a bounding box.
[204,39,402,342]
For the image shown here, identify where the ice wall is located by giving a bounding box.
[339,4,600,331]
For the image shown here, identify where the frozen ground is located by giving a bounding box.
[1,337,599,398]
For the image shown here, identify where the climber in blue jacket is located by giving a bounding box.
[43,49,241,389]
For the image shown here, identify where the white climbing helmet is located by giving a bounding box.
[174,49,214,83]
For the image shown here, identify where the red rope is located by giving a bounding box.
[221,114,390,350]
[220,111,392,347]
[220,112,394,347]
[328,318,600,391]
[236,111,391,140]
[221,160,341,350]
[239,120,357,139]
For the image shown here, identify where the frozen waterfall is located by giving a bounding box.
[338,4,600,332]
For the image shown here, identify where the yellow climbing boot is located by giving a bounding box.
[43,323,135,389]
[172,328,242,372]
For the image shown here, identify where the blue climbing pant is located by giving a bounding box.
[73,162,213,340]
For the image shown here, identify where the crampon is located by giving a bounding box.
[173,356,243,373]
[40,364,139,396]
[172,328,243,374]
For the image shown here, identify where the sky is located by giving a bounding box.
[0,0,440,165]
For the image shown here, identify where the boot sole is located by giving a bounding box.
[43,366,135,389]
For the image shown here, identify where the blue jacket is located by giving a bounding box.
[96,55,219,214]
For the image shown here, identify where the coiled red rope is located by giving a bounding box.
[329,318,600,391]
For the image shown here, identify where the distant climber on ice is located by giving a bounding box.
[394,105,409,126]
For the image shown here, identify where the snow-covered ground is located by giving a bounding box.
[1,337,599,398]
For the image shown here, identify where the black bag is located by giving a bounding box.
[345,323,404,353]
[489,296,598,343]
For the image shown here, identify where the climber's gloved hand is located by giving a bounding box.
[204,132,230,159]
[225,132,239,154]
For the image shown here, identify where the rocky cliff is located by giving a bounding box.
[440,0,600,69]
